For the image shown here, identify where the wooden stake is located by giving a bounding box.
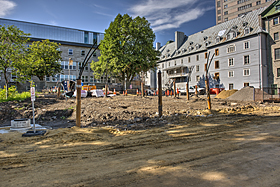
[158,71,162,117]
[76,79,81,127]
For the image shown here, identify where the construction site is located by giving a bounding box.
[1,86,280,186]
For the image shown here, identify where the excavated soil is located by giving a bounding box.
[1,93,280,186]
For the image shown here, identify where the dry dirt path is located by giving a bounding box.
[1,108,280,187]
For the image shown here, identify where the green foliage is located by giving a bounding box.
[0,25,30,98]
[18,40,62,81]
[0,86,31,102]
[91,14,160,82]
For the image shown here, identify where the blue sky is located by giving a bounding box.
[0,0,216,46]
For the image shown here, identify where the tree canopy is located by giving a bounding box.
[91,14,160,83]
[19,39,62,81]
[0,25,30,97]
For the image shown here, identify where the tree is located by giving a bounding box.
[91,14,160,88]
[0,25,30,99]
[20,40,62,81]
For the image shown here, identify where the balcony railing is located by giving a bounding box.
[168,72,188,78]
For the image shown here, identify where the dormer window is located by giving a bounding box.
[232,25,238,29]
[167,49,170,52]
[226,34,231,40]
[167,54,170,57]
[189,41,193,45]
[205,41,211,47]
[189,46,193,51]
[195,44,200,50]
[216,37,221,43]
[182,48,187,53]
[243,22,248,27]
[203,36,208,40]
[244,27,250,35]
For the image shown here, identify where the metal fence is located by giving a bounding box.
[254,87,280,102]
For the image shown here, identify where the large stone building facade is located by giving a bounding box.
[0,18,114,91]
[155,8,270,91]
[216,0,275,24]
[261,0,280,87]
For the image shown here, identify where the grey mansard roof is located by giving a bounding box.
[158,7,266,61]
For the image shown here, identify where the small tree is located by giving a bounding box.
[20,40,62,81]
[91,14,160,88]
[0,25,30,98]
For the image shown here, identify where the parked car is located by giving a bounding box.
[179,86,205,95]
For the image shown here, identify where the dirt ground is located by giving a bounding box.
[1,94,280,186]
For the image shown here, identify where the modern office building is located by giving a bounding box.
[261,0,280,87]
[216,0,275,24]
[155,8,270,91]
[0,18,109,91]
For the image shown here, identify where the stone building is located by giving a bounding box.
[261,0,280,87]
[216,0,275,24]
[155,8,270,91]
[0,18,115,91]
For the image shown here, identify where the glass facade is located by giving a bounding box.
[0,18,104,45]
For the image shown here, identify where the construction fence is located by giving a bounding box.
[254,87,280,102]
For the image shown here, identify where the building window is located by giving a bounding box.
[243,69,250,76]
[276,5,280,11]
[228,58,234,66]
[215,61,220,69]
[224,11,228,15]
[196,65,199,72]
[81,50,85,56]
[196,75,200,81]
[162,63,164,68]
[169,62,170,66]
[205,52,208,59]
[228,71,234,77]
[181,59,183,64]
[229,84,234,90]
[277,68,280,77]
[224,4,228,8]
[244,41,249,49]
[68,49,73,55]
[217,9,221,14]
[244,27,250,35]
[217,1,221,8]
[215,49,219,56]
[225,18,228,22]
[218,16,221,21]
[174,61,176,66]
[224,0,227,2]
[90,76,94,83]
[238,3,252,11]
[273,17,279,25]
[244,55,250,65]
[84,31,89,44]
[256,1,261,5]
[227,45,236,53]
[275,48,280,60]
[214,72,220,80]
[274,32,279,41]
[237,0,249,4]
[188,57,191,63]
[244,82,249,87]
[196,55,199,61]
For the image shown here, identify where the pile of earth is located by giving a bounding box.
[215,89,238,99]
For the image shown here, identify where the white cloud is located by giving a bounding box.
[129,0,213,32]
[0,0,16,17]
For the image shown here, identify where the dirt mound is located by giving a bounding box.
[215,89,238,99]
[227,87,254,101]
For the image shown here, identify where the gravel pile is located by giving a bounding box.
[215,89,238,99]
[227,87,254,101]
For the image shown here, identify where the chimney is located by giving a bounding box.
[175,31,185,50]
[156,42,161,51]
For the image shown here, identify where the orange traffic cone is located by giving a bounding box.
[125,90,127,96]
[114,89,116,95]
[137,89,139,96]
